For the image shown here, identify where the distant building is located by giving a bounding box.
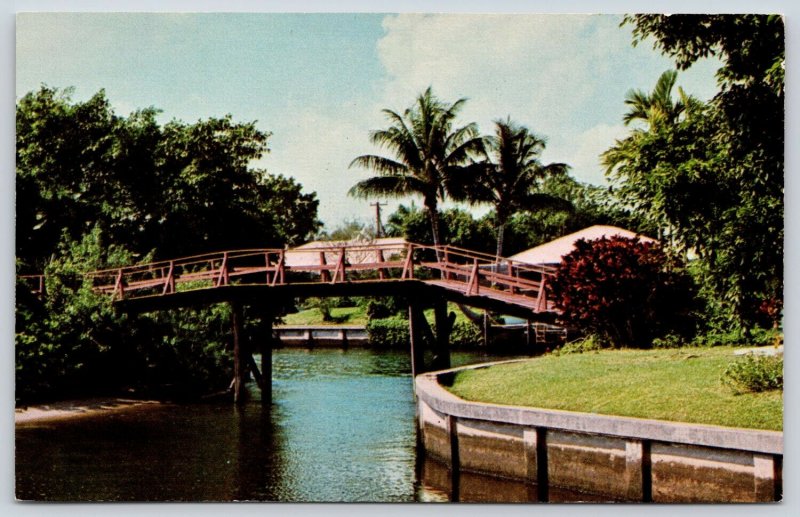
[284,237,408,268]
[508,225,656,266]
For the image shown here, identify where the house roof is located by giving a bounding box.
[284,237,407,268]
[507,225,657,265]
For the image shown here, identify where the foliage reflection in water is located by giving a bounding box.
[17,348,523,502]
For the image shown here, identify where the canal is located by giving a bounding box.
[15,348,547,502]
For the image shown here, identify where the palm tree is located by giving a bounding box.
[348,87,483,249]
[456,118,571,259]
[602,69,703,245]
[621,69,701,130]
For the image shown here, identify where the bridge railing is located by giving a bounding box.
[411,243,555,311]
[79,242,556,311]
[18,274,45,296]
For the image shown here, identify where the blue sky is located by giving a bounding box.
[17,11,724,229]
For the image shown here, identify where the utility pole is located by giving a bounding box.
[370,201,387,238]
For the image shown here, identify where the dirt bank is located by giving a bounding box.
[15,398,163,425]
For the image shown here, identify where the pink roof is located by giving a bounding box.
[508,225,657,265]
[284,237,407,268]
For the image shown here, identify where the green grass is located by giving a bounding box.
[281,306,368,326]
[282,302,474,327]
[448,347,783,431]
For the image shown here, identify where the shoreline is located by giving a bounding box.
[15,397,165,425]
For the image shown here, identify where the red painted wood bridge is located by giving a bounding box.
[78,242,558,319]
[21,242,559,404]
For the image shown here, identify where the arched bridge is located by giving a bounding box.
[83,242,557,320]
[22,242,559,404]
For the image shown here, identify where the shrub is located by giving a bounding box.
[549,236,697,348]
[696,328,782,348]
[722,354,783,393]
[652,334,689,349]
[449,320,482,347]
[366,317,410,348]
[553,335,603,355]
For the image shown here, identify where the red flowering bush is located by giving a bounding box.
[549,236,696,348]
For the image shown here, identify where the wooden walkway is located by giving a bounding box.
[23,242,558,319]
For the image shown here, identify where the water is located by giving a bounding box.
[15,348,524,502]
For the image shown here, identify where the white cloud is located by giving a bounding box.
[546,123,630,185]
[374,14,615,135]
[258,102,405,229]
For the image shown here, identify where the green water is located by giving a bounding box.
[16,348,530,502]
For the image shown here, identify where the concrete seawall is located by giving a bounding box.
[415,362,783,503]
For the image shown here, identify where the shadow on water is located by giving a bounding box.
[416,454,620,503]
[16,347,593,502]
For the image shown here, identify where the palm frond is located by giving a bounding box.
[349,155,408,176]
[348,174,430,199]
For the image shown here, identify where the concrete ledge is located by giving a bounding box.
[415,360,783,502]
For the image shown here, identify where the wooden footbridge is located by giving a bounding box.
[24,242,558,404]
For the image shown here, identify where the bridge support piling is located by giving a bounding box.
[432,299,452,371]
[231,302,245,405]
[408,303,425,379]
[260,311,273,406]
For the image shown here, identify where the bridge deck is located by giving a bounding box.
[27,242,559,320]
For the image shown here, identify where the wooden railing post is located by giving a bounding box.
[442,248,450,281]
[265,252,271,285]
[508,260,516,294]
[162,261,175,295]
[401,244,415,280]
[536,275,549,312]
[467,259,480,295]
[216,252,229,287]
[320,251,331,282]
[377,249,386,280]
[330,248,346,283]
[271,250,285,286]
[113,269,125,300]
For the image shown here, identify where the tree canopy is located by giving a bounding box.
[15,86,321,403]
[609,15,784,330]
[17,86,321,270]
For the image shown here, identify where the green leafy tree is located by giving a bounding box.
[385,204,495,255]
[348,87,484,249]
[15,87,322,402]
[16,86,321,268]
[605,15,784,331]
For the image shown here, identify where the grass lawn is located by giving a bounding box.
[281,302,475,327]
[280,306,368,326]
[447,346,783,431]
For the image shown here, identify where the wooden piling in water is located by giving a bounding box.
[408,303,425,379]
[231,302,245,404]
[432,299,452,371]
[260,311,273,405]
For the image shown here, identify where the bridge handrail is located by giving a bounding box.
[25,241,558,314]
[85,248,287,277]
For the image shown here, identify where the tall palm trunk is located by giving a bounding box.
[425,200,444,261]
[495,223,506,261]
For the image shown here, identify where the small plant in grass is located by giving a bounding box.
[722,354,783,394]
[652,333,689,349]
[554,335,603,355]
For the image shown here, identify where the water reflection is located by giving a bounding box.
[16,347,551,502]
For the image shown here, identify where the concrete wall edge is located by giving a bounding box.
[415,363,783,455]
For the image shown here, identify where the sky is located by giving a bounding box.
[14,10,728,231]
